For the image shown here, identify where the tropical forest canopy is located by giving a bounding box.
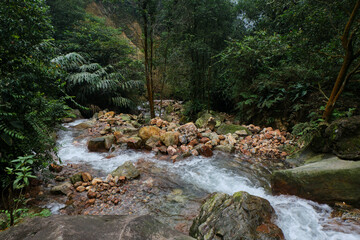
[1,0,360,198]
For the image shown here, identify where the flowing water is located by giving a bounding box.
[56,120,360,240]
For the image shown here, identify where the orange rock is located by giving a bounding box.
[200,145,213,157]
[87,191,97,199]
[156,119,163,127]
[114,131,122,141]
[104,111,115,118]
[76,186,85,192]
[49,163,63,173]
[150,118,157,125]
[191,149,199,156]
[200,137,210,143]
[188,139,198,147]
[82,172,92,182]
[264,133,272,139]
[171,155,178,163]
[91,178,102,185]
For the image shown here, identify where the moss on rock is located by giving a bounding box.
[216,123,251,135]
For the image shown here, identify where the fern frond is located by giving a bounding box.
[51,52,86,70]
[79,63,101,72]
[68,72,97,86]
[111,96,132,108]
[119,80,143,91]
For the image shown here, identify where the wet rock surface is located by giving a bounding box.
[271,156,360,206]
[190,191,284,240]
[0,215,195,240]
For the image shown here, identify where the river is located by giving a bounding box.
[55,119,360,240]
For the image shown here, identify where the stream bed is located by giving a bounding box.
[52,120,360,240]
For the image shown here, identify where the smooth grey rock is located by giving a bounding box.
[0,215,195,240]
[272,156,360,206]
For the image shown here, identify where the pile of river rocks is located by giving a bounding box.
[49,160,144,212]
[83,110,297,162]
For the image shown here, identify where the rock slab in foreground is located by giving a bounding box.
[190,191,284,240]
[271,156,360,206]
[0,215,195,240]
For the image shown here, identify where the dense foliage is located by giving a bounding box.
[0,0,68,170]
[101,0,359,124]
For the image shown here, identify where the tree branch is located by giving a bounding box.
[341,0,360,49]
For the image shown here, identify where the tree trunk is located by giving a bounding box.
[160,40,169,118]
[322,0,360,122]
[142,1,155,119]
[322,54,353,121]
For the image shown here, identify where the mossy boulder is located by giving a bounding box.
[310,116,360,160]
[271,156,360,206]
[70,173,82,184]
[195,111,223,129]
[119,114,131,122]
[216,123,251,135]
[190,191,284,240]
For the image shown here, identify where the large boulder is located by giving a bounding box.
[190,192,284,240]
[216,123,251,135]
[271,156,360,206]
[311,116,360,160]
[0,215,194,240]
[111,161,140,179]
[160,131,180,147]
[139,126,161,141]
